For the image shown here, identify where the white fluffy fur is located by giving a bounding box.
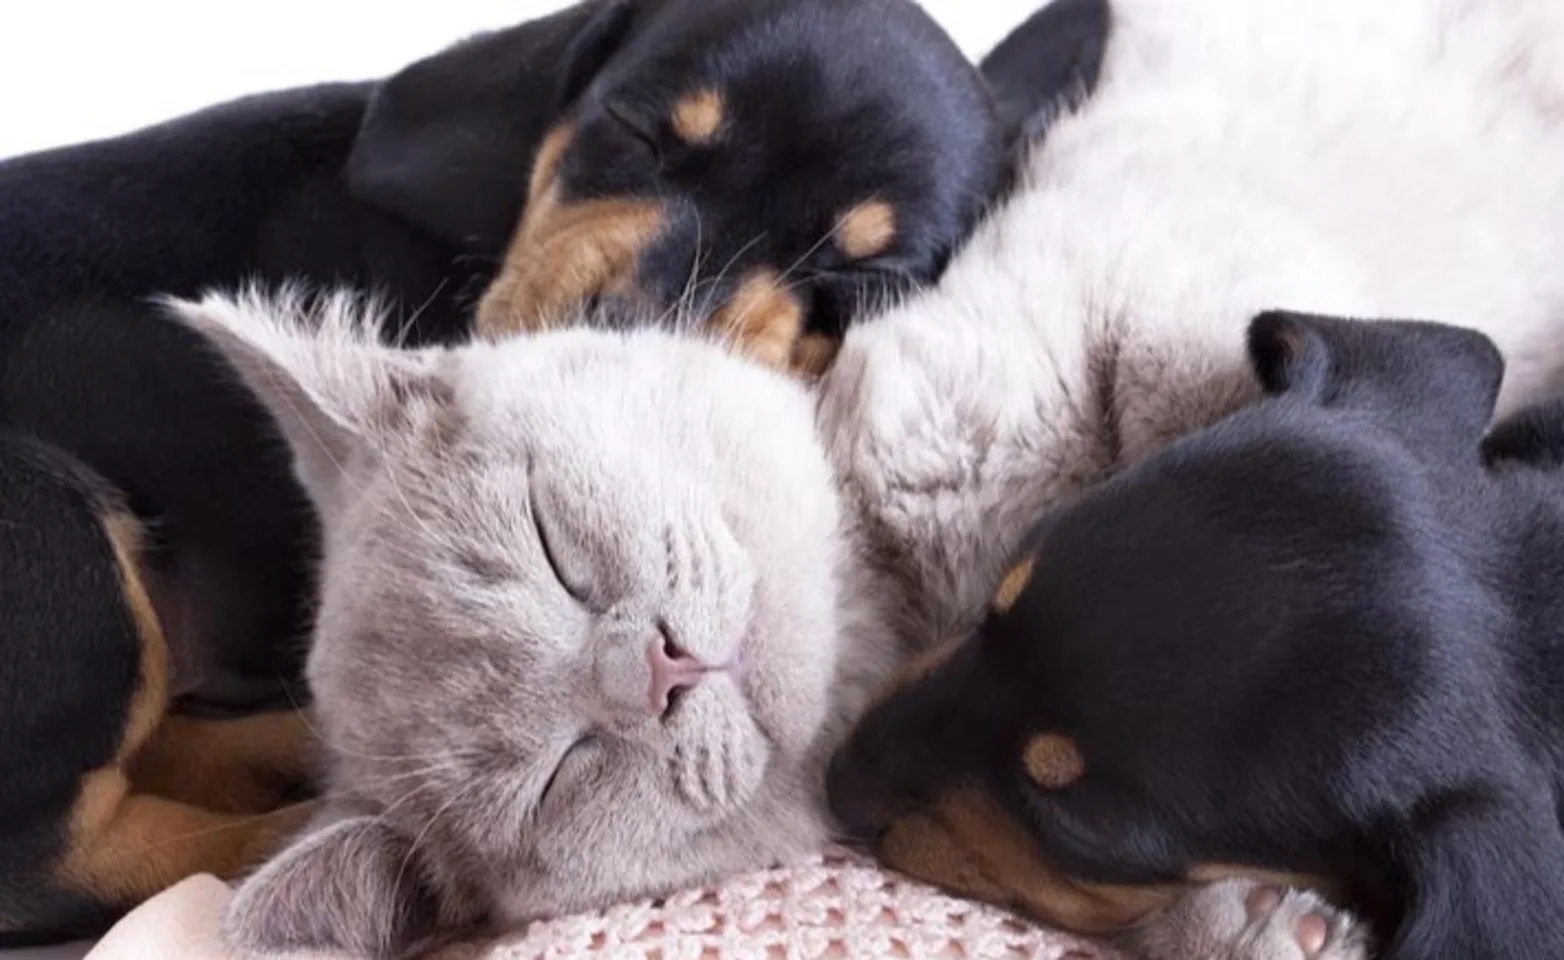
[824,0,1564,651]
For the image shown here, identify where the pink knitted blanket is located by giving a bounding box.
[84,849,1119,960]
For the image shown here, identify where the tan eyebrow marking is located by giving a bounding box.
[835,200,898,260]
[1022,733,1085,789]
[672,88,725,145]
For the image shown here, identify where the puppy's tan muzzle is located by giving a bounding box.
[474,123,834,376]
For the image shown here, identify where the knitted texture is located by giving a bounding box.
[458,848,1123,960]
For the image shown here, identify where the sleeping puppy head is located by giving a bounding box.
[351,0,1106,373]
[825,312,1564,953]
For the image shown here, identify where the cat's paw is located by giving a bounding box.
[1230,884,1367,960]
[223,815,436,959]
[1124,880,1370,960]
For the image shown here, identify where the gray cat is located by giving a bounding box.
[173,289,901,957]
[172,289,1358,960]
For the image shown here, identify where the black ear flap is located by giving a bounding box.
[348,0,637,252]
[1380,792,1564,959]
[223,816,441,959]
[1247,310,1505,455]
[978,0,1111,152]
[1482,395,1564,468]
[1247,310,1332,400]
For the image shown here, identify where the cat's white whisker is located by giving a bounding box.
[391,277,450,349]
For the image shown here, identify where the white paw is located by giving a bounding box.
[1126,879,1371,960]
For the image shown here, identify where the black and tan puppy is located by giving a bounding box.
[827,313,1564,958]
[382,0,1104,371]
[0,0,1111,945]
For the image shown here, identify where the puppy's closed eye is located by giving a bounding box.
[604,102,663,163]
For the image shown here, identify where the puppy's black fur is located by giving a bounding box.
[0,0,1112,943]
[424,0,1108,363]
[980,0,1110,153]
[0,82,496,721]
[0,430,146,943]
[829,312,1564,957]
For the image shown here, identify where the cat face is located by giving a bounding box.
[172,290,849,957]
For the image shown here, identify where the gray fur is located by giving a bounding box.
[174,288,901,956]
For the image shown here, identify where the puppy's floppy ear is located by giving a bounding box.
[1247,310,1333,400]
[349,0,637,251]
[1482,395,1564,468]
[223,816,440,959]
[978,0,1111,151]
[1247,310,1505,454]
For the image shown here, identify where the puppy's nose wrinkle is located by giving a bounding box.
[649,633,708,718]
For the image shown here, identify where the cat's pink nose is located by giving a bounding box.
[648,634,707,717]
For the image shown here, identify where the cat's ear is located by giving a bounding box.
[223,816,438,959]
[165,288,447,515]
[1247,310,1504,456]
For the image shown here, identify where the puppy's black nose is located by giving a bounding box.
[825,746,887,844]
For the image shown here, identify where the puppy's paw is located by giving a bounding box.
[1231,884,1368,960]
[1125,880,1370,960]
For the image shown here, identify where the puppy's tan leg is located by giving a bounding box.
[129,710,316,815]
[61,511,314,905]
[56,768,314,906]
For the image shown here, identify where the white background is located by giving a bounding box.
[0,0,1040,160]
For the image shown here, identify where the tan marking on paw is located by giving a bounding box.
[129,710,317,814]
[58,769,314,903]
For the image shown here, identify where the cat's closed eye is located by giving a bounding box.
[530,480,590,603]
[540,735,597,808]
